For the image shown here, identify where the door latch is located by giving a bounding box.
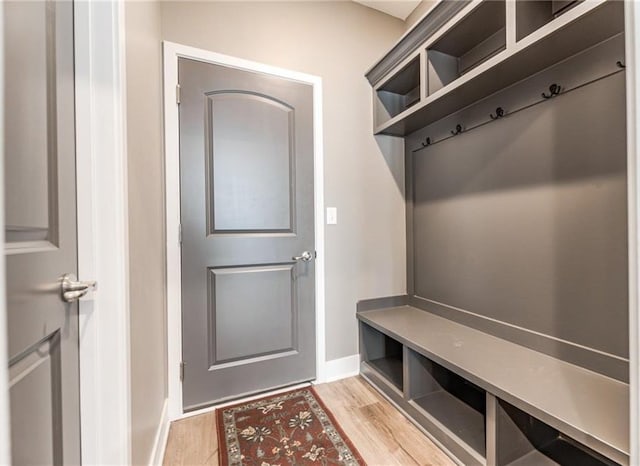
[61,273,97,303]
[292,251,314,262]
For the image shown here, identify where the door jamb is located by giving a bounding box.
[0,4,9,463]
[163,41,326,420]
[625,3,640,465]
[75,2,131,464]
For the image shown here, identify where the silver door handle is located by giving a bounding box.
[292,251,314,262]
[61,273,97,302]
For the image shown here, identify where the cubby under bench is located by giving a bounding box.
[357,304,629,466]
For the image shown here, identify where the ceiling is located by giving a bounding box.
[353,0,422,20]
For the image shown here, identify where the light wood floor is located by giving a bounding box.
[163,376,455,466]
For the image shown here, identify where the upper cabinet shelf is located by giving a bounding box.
[516,0,582,41]
[375,55,421,125]
[427,0,506,95]
[367,0,624,136]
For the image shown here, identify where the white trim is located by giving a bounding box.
[626,3,640,465]
[319,355,360,384]
[163,42,326,420]
[75,2,131,465]
[0,4,10,464]
[148,400,170,466]
[505,0,517,48]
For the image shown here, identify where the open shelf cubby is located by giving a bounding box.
[375,55,421,125]
[360,323,404,391]
[496,400,619,466]
[407,349,487,458]
[516,0,582,41]
[427,0,506,95]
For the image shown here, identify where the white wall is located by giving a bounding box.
[161,0,407,362]
[124,2,167,464]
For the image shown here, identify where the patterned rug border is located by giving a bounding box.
[216,386,366,465]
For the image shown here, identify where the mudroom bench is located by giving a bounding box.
[357,301,629,466]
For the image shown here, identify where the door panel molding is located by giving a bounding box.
[207,264,298,367]
[4,0,59,250]
[164,41,325,420]
[8,332,62,465]
[205,91,296,235]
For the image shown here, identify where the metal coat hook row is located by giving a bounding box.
[490,107,505,120]
[542,83,562,99]
[413,67,625,153]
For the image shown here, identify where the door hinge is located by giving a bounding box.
[176,83,181,105]
[180,361,185,382]
[178,224,183,244]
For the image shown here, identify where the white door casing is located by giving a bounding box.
[626,2,640,465]
[75,1,131,464]
[163,42,325,420]
[0,3,9,464]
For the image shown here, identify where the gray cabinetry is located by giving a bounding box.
[358,306,628,465]
[493,399,618,466]
[368,0,623,135]
[361,2,629,464]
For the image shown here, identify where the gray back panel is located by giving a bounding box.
[410,67,627,361]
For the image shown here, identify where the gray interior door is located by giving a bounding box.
[4,1,81,464]
[179,58,316,410]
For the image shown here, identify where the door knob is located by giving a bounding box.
[61,273,97,302]
[292,251,314,262]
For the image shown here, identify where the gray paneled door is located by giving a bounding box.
[178,58,316,410]
[4,1,81,464]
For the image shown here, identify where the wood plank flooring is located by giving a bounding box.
[163,376,455,466]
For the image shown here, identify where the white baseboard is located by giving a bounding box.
[320,354,360,384]
[149,399,170,466]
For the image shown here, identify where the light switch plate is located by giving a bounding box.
[326,207,337,225]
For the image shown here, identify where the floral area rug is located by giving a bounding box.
[217,387,366,466]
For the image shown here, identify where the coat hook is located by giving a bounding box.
[617,60,626,69]
[542,83,561,99]
[451,124,463,136]
[421,137,432,147]
[490,107,505,120]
